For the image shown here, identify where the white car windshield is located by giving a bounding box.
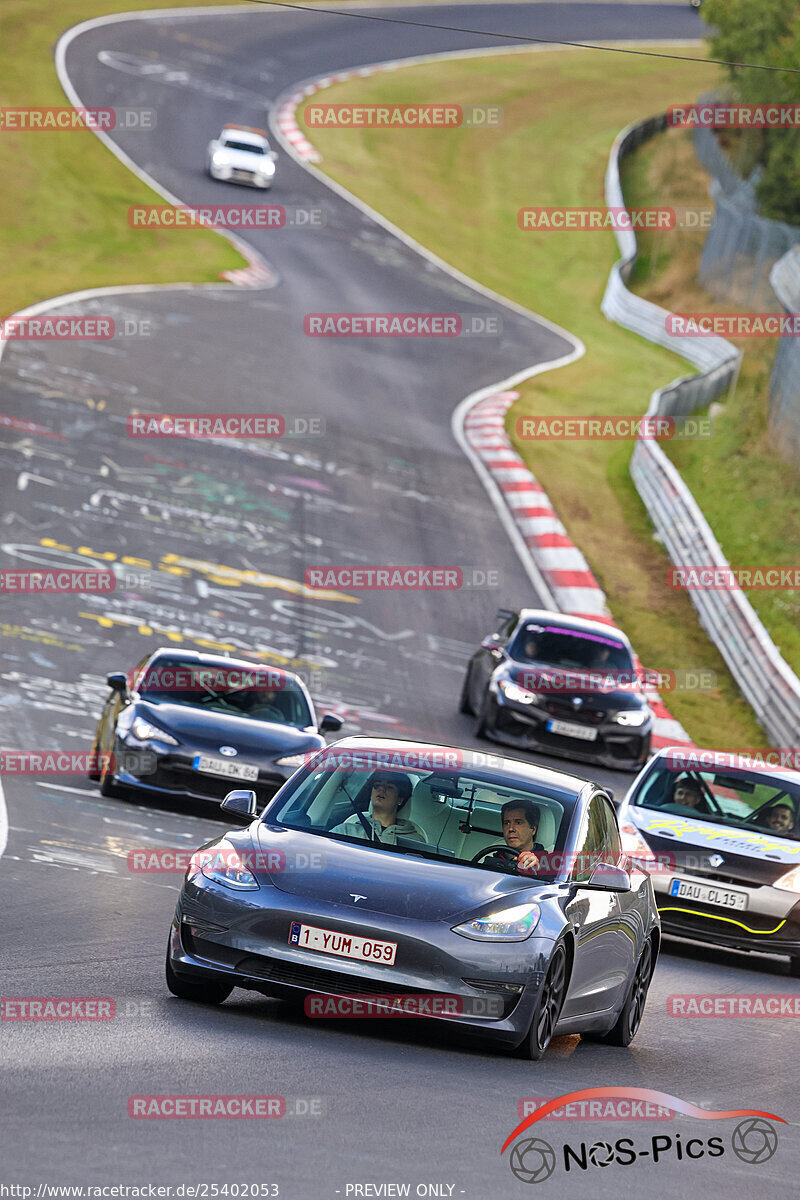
[635,764,800,840]
[222,138,266,154]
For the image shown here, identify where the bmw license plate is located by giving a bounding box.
[669,878,748,910]
[193,755,258,782]
[546,718,598,742]
[289,921,397,965]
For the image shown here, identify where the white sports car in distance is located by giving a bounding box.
[206,125,277,189]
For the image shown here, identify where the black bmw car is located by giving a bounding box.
[618,748,800,975]
[460,608,653,771]
[89,647,342,807]
[166,737,660,1057]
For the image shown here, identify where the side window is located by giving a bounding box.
[497,613,519,642]
[571,797,606,883]
[598,797,622,865]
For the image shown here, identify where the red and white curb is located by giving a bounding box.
[463,389,692,750]
[220,260,275,288]
[274,65,395,163]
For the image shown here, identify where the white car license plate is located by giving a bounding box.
[669,878,748,911]
[193,755,258,782]
[288,921,397,966]
[546,718,598,742]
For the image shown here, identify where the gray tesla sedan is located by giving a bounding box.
[166,737,660,1057]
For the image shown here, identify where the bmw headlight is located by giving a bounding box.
[774,865,800,894]
[192,839,259,891]
[275,753,308,768]
[452,903,541,942]
[129,716,178,746]
[614,709,649,727]
[498,679,539,705]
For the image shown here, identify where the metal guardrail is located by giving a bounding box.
[769,246,800,463]
[601,116,800,746]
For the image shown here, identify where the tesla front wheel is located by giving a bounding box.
[518,943,567,1061]
[588,937,654,1047]
[166,954,233,1005]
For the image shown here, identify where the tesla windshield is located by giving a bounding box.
[634,764,800,841]
[136,659,313,728]
[509,624,633,672]
[270,765,574,873]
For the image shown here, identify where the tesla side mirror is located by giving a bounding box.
[221,789,258,819]
[320,713,343,733]
[586,862,630,892]
[106,672,128,694]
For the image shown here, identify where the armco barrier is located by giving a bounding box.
[601,116,800,746]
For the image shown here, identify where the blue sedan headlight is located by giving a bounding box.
[452,903,541,941]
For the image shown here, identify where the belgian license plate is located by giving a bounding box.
[669,878,748,911]
[193,755,258,782]
[289,921,397,966]
[546,718,598,742]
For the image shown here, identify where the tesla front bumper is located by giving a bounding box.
[168,876,558,1045]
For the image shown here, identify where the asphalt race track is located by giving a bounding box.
[1,3,798,1195]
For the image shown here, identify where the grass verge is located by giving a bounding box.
[624,127,800,679]
[300,43,766,746]
[0,0,247,318]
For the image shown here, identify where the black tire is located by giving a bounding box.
[475,692,493,739]
[166,953,234,1005]
[99,754,124,799]
[588,937,654,1047]
[458,666,474,715]
[517,943,568,1061]
[87,735,102,782]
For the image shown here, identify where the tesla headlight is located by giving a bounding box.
[498,679,539,705]
[275,753,308,768]
[452,903,541,942]
[774,865,800,894]
[129,716,178,745]
[614,709,649,727]
[195,839,260,891]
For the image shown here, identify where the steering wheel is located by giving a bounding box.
[248,704,284,720]
[471,845,519,866]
